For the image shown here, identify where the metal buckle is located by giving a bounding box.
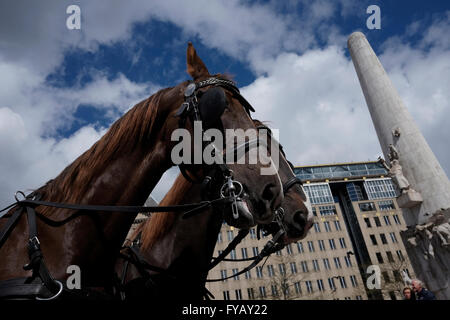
[220,177,243,220]
[29,236,41,250]
[35,280,64,301]
[14,190,26,202]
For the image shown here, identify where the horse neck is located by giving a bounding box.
[141,179,223,288]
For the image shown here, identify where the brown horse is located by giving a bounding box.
[0,44,284,299]
[115,120,312,300]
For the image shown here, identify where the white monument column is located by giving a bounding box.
[348,31,450,299]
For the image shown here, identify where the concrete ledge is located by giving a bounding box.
[397,189,423,208]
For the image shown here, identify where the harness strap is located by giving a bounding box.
[283,177,303,194]
[0,207,23,248]
[208,229,249,270]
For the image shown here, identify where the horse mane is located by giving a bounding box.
[131,174,192,251]
[36,87,173,216]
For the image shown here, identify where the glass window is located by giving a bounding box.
[324,221,332,232]
[374,217,382,227]
[370,234,377,245]
[376,252,384,264]
[294,282,302,295]
[334,220,342,231]
[286,244,293,255]
[227,230,234,241]
[232,268,239,280]
[323,258,331,270]
[386,251,395,263]
[301,261,309,273]
[390,232,398,243]
[279,264,286,275]
[223,290,230,300]
[350,275,358,287]
[318,240,325,251]
[259,286,266,298]
[249,228,257,239]
[364,178,397,200]
[319,205,337,216]
[329,239,336,250]
[247,288,255,299]
[308,241,315,252]
[383,216,392,226]
[245,270,251,279]
[220,270,227,282]
[305,281,313,293]
[380,233,388,244]
[312,259,320,272]
[256,266,263,278]
[290,262,297,274]
[339,276,347,289]
[359,202,376,212]
[378,200,395,211]
[267,265,274,277]
[328,278,336,291]
[241,247,248,259]
[393,215,401,225]
[271,285,278,297]
[339,237,347,248]
[252,247,259,256]
[317,279,325,292]
[313,223,321,233]
[235,289,242,300]
[334,257,342,269]
[303,183,334,205]
[344,256,352,267]
[364,218,372,228]
[297,242,304,253]
[230,249,237,259]
[217,232,222,243]
[396,250,405,261]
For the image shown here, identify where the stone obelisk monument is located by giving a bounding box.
[348,31,450,299]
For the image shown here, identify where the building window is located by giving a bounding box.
[364,218,372,228]
[220,270,227,282]
[350,275,358,287]
[323,258,331,270]
[339,276,347,289]
[347,182,364,201]
[313,223,321,233]
[286,244,293,255]
[294,282,302,295]
[245,270,251,279]
[312,207,317,216]
[324,221,332,232]
[329,239,336,250]
[241,247,248,259]
[235,289,242,300]
[356,295,363,300]
[271,285,278,297]
[389,232,398,243]
[223,290,230,300]
[364,178,397,200]
[386,251,395,263]
[374,216,382,227]
[370,234,378,245]
[256,266,263,278]
[217,232,223,243]
[259,286,267,298]
[393,270,402,282]
[249,228,257,239]
[290,262,298,274]
[382,271,391,283]
[383,215,392,226]
[279,264,286,275]
[230,249,237,260]
[318,240,326,251]
[312,259,320,272]
[344,255,352,267]
[305,281,313,294]
[303,183,334,204]
[275,249,282,256]
[339,237,347,249]
[380,233,388,245]
[267,265,275,277]
[396,250,405,261]
[328,278,336,291]
[334,220,342,231]
[393,214,401,225]
[334,257,342,269]
[317,279,325,292]
[232,268,239,280]
[297,242,304,254]
[301,261,309,273]
[307,241,315,252]
[376,252,384,264]
[379,200,395,211]
[227,230,234,241]
[282,283,290,297]
[247,288,255,299]
[359,202,376,212]
[319,205,337,216]
[252,247,259,256]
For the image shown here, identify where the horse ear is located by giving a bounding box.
[186,42,210,80]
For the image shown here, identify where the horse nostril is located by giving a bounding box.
[293,210,307,228]
[261,183,276,203]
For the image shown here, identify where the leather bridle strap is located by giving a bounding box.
[208,229,249,270]
[283,177,303,194]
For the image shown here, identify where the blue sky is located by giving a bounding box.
[0,0,449,204]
